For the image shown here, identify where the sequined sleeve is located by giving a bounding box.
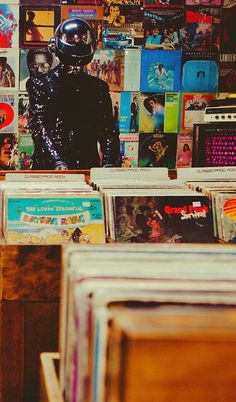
[27,75,67,168]
[97,81,121,167]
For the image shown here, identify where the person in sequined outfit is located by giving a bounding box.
[26,18,121,170]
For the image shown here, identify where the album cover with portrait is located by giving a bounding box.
[119,92,140,134]
[139,93,165,133]
[20,5,61,48]
[138,132,177,168]
[103,5,144,48]
[87,49,125,91]
[20,48,59,91]
[141,49,181,92]
[0,93,17,134]
[143,8,184,50]
[176,132,193,168]
[0,4,19,48]
[0,49,19,91]
[61,5,103,49]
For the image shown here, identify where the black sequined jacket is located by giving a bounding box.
[26,65,121,170]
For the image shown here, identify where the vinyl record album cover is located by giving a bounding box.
[20,5,60,47]
[119,92,140,133]
[181,93,216,131]
[143,8,184,50]
[0,4,19,48]
[139,92,165,133]
[0,49,19,90]
[113,194,214,243]
[181,51,218,92]
[141,49,181,92]
[120,134,139,168]
[18,92,30,133]
[219,53,236,92]
[138,132,177,168]
[176,132,193,168]
[61,5,103,49]
[18,133,34,170]
[0,93,17,133]
[0,133,18,170]
[103,5,144,49]
[87,49,124,91]
[5,195,106,244]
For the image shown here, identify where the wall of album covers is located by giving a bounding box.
[0,0,235,170]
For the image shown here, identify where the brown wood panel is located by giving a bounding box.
[23,302,59,402]
[0,247,3,301]
[1,301,24,402]
[2,246,61,301]
[0,301,2,402]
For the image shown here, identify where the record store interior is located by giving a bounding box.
[0,0,236,401]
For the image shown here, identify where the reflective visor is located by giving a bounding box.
[56,19,96,57]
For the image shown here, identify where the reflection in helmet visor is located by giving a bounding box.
[60,30,92,46]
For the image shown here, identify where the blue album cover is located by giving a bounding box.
[119,92,140,133]
[182,52,218,92]
[6,196,105,244]
[141,49,182,92]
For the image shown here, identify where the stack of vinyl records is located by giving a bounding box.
[0,173,106,244]
[60,243,236,402]
[177,167,236,243]
[91,168,215,243]
[186,181,236,243]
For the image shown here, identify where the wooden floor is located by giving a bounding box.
[0,245,61,402]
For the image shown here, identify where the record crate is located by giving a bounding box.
[40,353,64,402]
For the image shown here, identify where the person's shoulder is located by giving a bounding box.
[83,73,109,91]
[26,65,60,91]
